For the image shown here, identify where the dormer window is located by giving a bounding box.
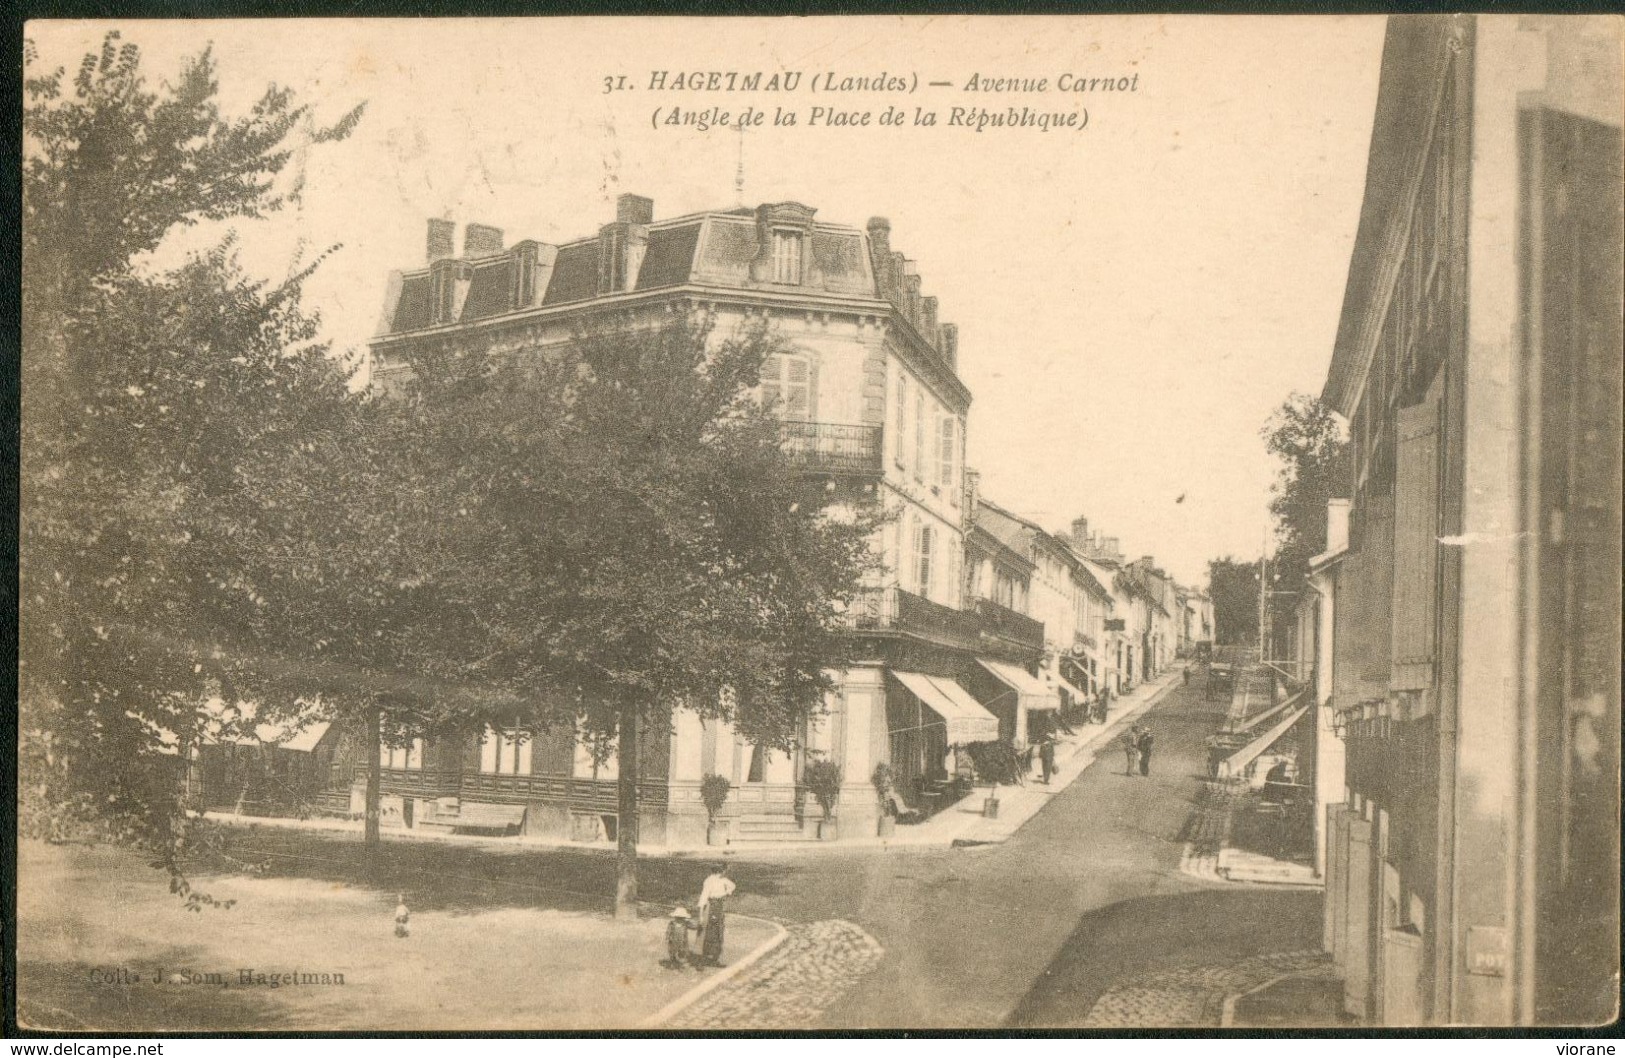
[430,260,460,325]
[772,230,804,284]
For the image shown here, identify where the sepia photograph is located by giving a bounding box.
[14,12,1623,1035]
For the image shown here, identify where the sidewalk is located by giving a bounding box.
[202,671,1183,858]
[1177,666,1321,890]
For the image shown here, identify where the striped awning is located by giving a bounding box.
[977,658,1060,711]
[889,671,1001,743]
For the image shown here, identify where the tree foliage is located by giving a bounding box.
[1206,557,1261,647]
[1261,392,1348,639]
[20,31,364,864]
[388,314,883,913]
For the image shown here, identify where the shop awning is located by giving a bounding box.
[1057,677,1091,703]
[890,671,1001,743]
[977,658,1060,711]
[1219,693,1311,780]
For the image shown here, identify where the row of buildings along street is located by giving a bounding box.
[193,194,1214,848]
[16,12,1621,1035]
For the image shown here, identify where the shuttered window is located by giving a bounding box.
[915,522,934,599]
[938,416,956,490]
[914,391,926,482]
[762,354,816,420]
[773,231,803,284]
[1390,380,1441,692]
[895,374,908,466]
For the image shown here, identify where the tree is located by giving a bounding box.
[1207,557,1261,647]
[392,314,881,917]
[20,31,363,882]
[1261,393,1349,644]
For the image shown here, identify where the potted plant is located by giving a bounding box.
[700,773,732,846]
[872,762,898,838]
[966,740,1020,819]
[803,759,843,841]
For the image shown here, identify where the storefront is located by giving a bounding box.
[885,670,1000,809]
[974,657,1060,747]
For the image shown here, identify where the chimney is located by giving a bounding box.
[1326,498,1352,556]
[427,218,456,263]
[941,323,959,369]
[1071,517,1089,545]
[464,223,504,258]
[903,266,921,328]
[866,217,891,262]
[921,295,939,339]
[1104,537,1120,560]
[617,193,654,226]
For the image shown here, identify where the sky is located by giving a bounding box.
[31,16,1387,587]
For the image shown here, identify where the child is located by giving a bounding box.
[394,894,410,939]
[663,906,696,970]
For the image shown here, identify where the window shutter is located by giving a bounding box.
[895,375,908,465]
[807,357,819,422]
[762,354,783,410]
[939,417,955,488]
[785,356,809,419]
[914,391,926,482]
[1391,380,1442,691]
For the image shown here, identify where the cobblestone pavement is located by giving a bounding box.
[1078,949,1335,1028]
[665,920,885,1029]
[1177,777,1245,882]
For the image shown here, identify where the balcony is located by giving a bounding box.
[973,597,1046,652]
[780,421,883,477]
[841,587,1044,659]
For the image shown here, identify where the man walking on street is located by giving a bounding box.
[1121,727,1141,776]
[1039,736,1057,784]
[1137,726,1156,777]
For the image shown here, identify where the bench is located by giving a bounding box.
[421,801,526,834]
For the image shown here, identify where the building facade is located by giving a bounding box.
[1318,15,1621,1026]
[332,195,1051,845]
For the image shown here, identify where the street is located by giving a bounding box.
[685,675,1323,1029]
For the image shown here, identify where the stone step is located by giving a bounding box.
[735,816,805,831]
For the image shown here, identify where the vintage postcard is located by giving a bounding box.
[15,13,1623,1035]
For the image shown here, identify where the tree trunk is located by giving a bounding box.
[614,703,640,921]
[364,703,381,876]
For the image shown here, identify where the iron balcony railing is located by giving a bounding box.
[780,421,883,476]
[840,586,1046,658]
[972,596,1046,650]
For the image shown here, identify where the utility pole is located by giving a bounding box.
[1258,538,1268,662]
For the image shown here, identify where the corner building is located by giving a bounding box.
[340,195,1050,845]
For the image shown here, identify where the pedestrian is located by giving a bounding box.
[663,907,697,970]
[1120,728,1140,776]
[696,863,737,967]
[1039,736,1057,784]
[1137,726,1156,777]
[393,894,410,939]
[1183,666,1191,686]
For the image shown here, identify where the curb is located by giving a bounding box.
[1218,965,1334,1027]
[637,913,789,1029]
